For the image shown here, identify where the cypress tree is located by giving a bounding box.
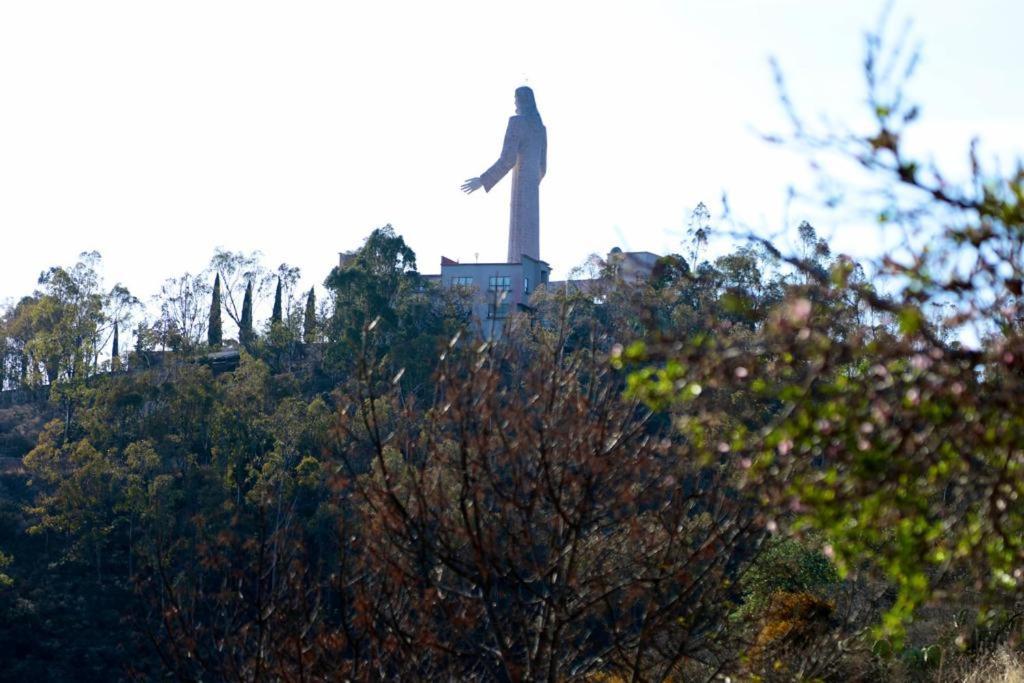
[209,274,223,347]
[239,280,254,349]
[303,287,317,344]
[271,278,283,325]
[111,321,120,371]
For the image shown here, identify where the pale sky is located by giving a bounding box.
[1,1,1022,310]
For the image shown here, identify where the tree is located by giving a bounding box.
[325,226,418,340]
[23,421,127,583]
[239,280,254,349]
[94,284,141,374]
[274,263,301,323]
[328,316,764,680]
[208,273,222,348]
[686,201,712,267]
[324,225,466,395]
[0,296,37,388]
[155,271,211,353]
[271,278,283,325]
[624,17,1024,643]
[0,252,135,388]
[111,321,120,371]
[209,249,273,328]
[30,253,106,383]
[303,287,317,344]
[650,253,690,290]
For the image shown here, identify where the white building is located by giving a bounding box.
[428,253,551,340]
[423,247,662,340]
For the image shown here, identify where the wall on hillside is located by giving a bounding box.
[0,387,49,409]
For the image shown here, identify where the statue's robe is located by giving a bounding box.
[480,115,547,263]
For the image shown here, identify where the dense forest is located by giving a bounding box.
[3,31,1024,683]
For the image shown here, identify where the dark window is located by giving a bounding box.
[487,275,511,318]
[487,302,510,319]
[488,275,511,291]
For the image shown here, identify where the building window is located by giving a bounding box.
[487,302,510,319]
[540,270,549,284]
[451,276,474,287]
[523,276,530,294]
[488,275,511,292]
[487,275,511,318]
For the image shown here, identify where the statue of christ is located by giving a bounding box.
[462,86,547,263]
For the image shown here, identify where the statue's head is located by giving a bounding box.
[515,86,539,118]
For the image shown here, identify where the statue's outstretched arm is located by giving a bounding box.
[479,118,519,192]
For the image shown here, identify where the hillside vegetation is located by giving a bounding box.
[2,24,1024,683]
